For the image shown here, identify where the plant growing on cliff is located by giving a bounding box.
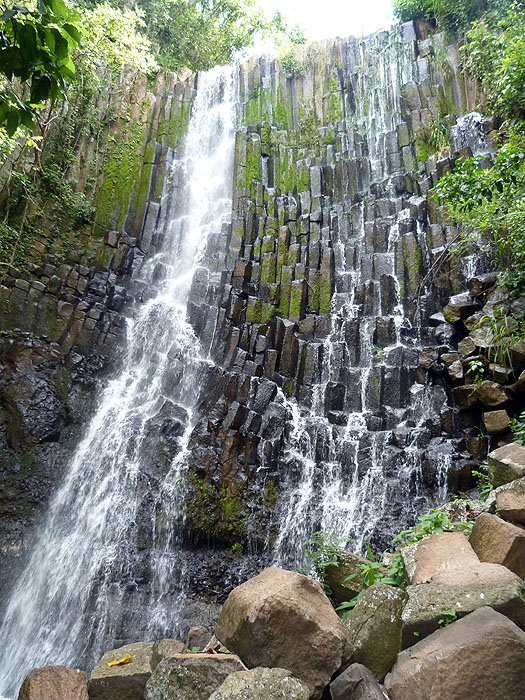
[510,409,525,444]
[435,127,525,295]
[302,531,349,595]
[392,507,472,545]
[472,464,493,500]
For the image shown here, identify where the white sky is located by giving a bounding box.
[261,0,395,41]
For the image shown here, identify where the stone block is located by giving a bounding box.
[89,641,159,700]
[469,513,525,579]
[157,639,185,660]
[144,653,246,700]
[488,442,525,487]
[343,582,407,680]
[482,410,510,435]
[329,664,388,700]
[386,607,525,700]
[209,667,309,700]
[496,477,525,525]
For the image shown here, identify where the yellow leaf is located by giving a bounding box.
[108,653,132,667]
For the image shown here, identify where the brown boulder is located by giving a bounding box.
[329,664,389,700]
[451,384,478,409]
[496,478,525,524]
[482,409,510,434]
[469,512,525,579]
[476,380,509,407]
[89,642,159,700]
[185,626,211,651]
[18,666,88,700]
[410,532,478,584]
[385,607,525,700]
[488,442,525,487]
[214,567,352,699]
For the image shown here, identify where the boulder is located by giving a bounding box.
[18,666,88,700]
[157,639,185,660]
[329,664,389,700]
[326,550,387,605]
[451,384,478,410]
[476,380,509,407]
[214,567,352,699]
[410,532,479,584]
[88,642,159,700]
[443,295,480,323]
[496,477,525,524]
[343,582,407,680]
[401,559,525,647]
[185,626,211,651]
[385,607,525,700]
[208,667,309,700]
[203,635,232,654]
[469,513,525,579]
[488,442,525,487]
[482,409,510,434]
[144,653,246,700]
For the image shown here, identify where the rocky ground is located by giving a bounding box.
[15,444,525,700]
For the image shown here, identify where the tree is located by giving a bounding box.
[0,0,82,136]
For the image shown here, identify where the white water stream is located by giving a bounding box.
[0,66,237,699]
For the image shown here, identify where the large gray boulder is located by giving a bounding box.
[343,582,406,680]
[469,512,525,579]
[214,567,352,699]
[208,667,309,699]
[488,442,525,487]
[144,653,246,700]
[385,607,525,699]
[18,666,88,700]
[88,642,159,700]
[329,664,390,700]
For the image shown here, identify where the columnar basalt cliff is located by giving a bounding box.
[0,19,494,689]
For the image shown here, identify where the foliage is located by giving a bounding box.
[510,409,525,445]
[471,464,493,500]
[462,4,525,119]
[302,531,348,595]
[392,0,517,33]
[78,2,158,76]
[435,127,525,295]
[465,357,486,383]
[478,307,525,367]
[438,608,458,626]
[0,0,82,135]
[392,507,473,546]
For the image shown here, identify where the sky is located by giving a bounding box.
[261,0,395,42]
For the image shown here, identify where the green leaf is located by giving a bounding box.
[5,108,20,136]
[30,72,51,103]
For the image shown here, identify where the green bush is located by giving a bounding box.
[435,127,525,294]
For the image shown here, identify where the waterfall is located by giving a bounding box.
[0,65,237,699]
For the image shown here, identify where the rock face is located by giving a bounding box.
[343,582,406,680]
[469,513,525,579]
[157,639,186,660]
[208,667,310,700]
[214,567,352,699]
[329,664,389,700]
[88,642,159,700]
[325,551,382,605]
[18,666,88,700]
[488,442,525,487]
[144,653,246,700]
[385,607,525,700]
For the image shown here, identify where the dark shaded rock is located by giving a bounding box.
[343,582,407,680]
[476,381,509,407]
[329,664,389,700]
[326,551,387,606]
[185,626,211,651]
[482,409,510,434]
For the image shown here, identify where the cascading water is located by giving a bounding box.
[270,30,454,564]
[0,65,237,699]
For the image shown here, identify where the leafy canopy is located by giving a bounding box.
[0,0,82,135]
